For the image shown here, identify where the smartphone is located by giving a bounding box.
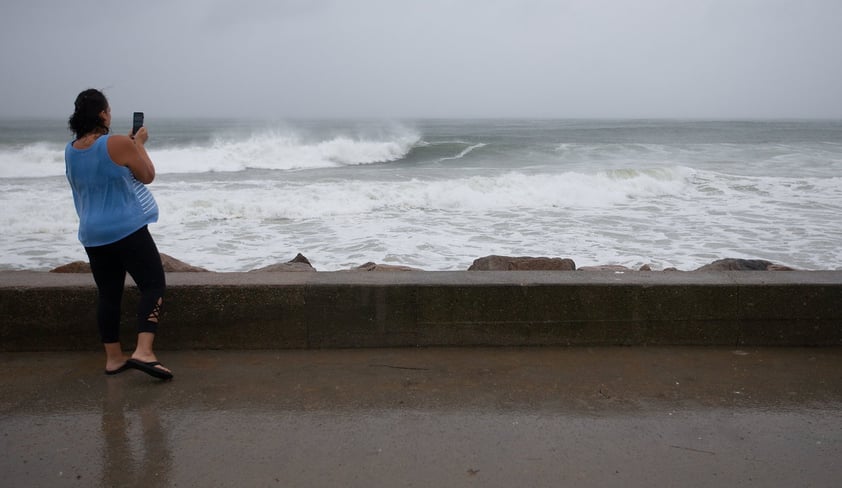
[132,112,144,135]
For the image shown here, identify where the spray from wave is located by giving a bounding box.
[153,129,421,174]
[0,124,422,178]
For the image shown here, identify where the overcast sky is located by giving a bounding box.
[1,0,841,119]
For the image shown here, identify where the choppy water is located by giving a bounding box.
[1,118,840,271]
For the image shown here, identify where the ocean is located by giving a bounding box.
[1,118,840,272]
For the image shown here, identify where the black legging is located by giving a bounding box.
[85,226,166,344]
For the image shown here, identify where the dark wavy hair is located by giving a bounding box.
[68,88,110,138]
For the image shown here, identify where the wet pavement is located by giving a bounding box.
[2,347,841,487]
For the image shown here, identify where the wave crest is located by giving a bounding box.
[0,127,422,178]
[159,167,696,222]
[155,129,421,174]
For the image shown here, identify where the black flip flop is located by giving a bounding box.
[104,362,132,376]
[127,358,174,380]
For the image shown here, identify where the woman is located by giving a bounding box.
[65,88,172,380]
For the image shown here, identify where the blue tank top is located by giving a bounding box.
[65,135,159,247]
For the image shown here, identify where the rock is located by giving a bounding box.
[249,253,317,272]
[160,254,209,272]
[468,255,576,271]
[577,265,633,272]
[50,253,207,273]
[251,263,317,272]
[50,261,91,273]
[347,262,423,272]
[694,258,795,271]
[289,253,312,265]
[639,264,652,271]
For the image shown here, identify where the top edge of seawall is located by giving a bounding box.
[2,270,842,289]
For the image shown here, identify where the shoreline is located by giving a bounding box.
[40,253,837,274]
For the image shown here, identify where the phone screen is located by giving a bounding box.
[132,112,144,135]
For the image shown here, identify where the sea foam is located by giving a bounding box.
[150,166,695,222]
[2,119,841,272]
[0,142,65,178]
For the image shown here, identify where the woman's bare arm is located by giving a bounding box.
[107,127,156,184]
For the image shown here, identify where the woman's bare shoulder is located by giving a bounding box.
[107,134,134,146]
[106,134,136,165]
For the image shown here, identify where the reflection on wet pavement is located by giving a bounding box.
[2,347,841,486]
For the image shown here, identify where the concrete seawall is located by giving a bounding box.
[1,270,840,351]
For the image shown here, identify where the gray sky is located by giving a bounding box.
[1,0,841,119]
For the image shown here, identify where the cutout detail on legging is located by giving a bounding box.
[147,297,162,323]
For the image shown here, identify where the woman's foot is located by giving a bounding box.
[103,343,131,375]
[128,355,173,379]
[104,357,132,375]
[131,333,173,379]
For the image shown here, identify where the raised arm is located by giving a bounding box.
[107,127,156,184]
